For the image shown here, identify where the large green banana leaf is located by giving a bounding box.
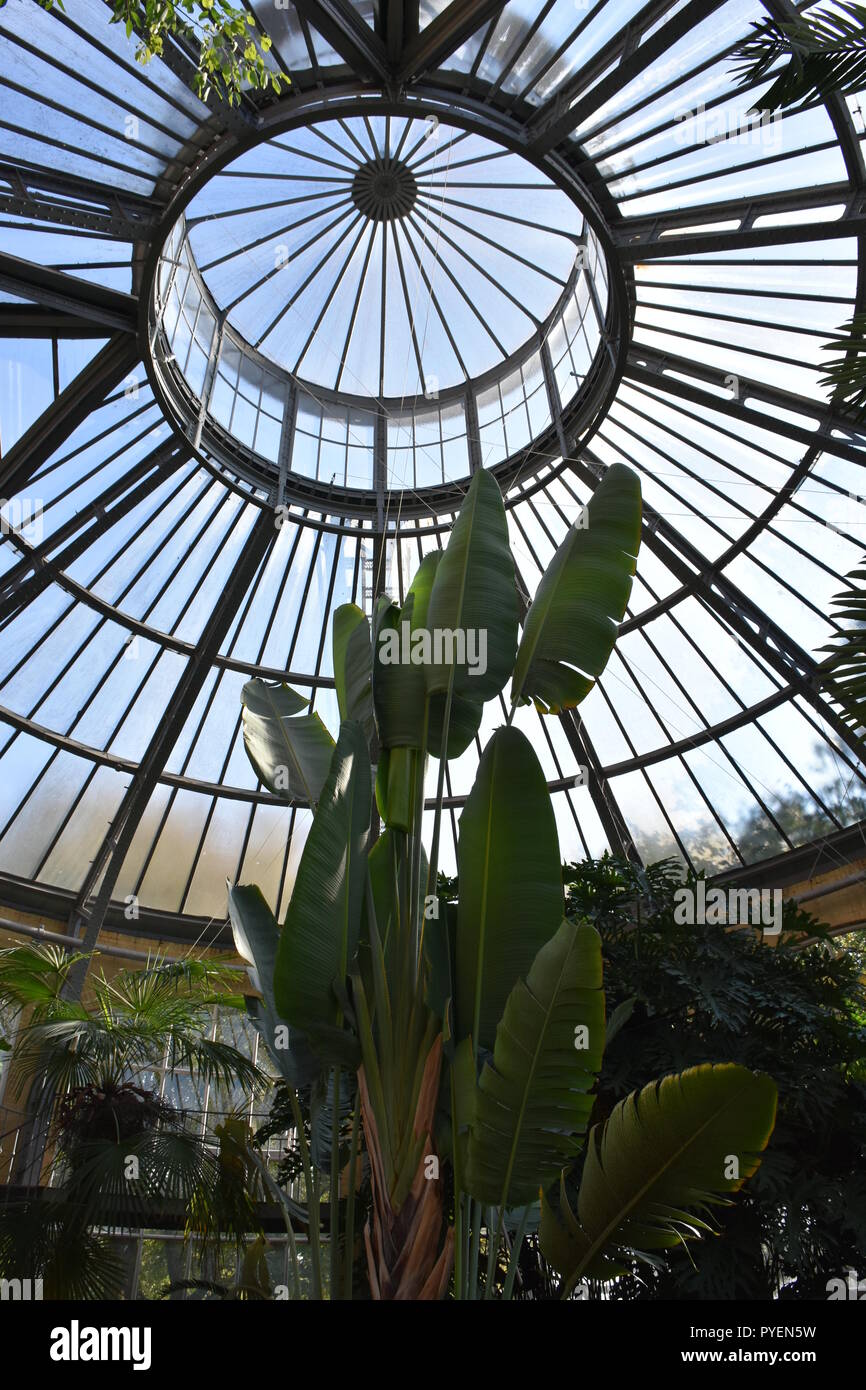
[541,1063,778,1284]
[465,919,604,1209]
[425,469,518,704]
[332,603,374,743]
[241,678,334,806]
[274,721,371,1061]
[456,726,563,1051]
[411,551,483,759]
[511,462,642,713]
[372,553,481,831]
[227,882,320,1088]
[372,595,423,749]
[310,1066,357,1175]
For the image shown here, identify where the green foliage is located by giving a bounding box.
[232,464,776,1299]
[228,882,321,1088]
[273,722,370,1062]
[465,920,604,1208]
[241,678,334,807]
[0,946,270,1298]
[733,3,866,110]
[21,0,284,106]
[424,468,519,703]
[819,314,866,419]
[0,946,263,1100]
[561,854,866,1300]
[511,462,641,713]
[455,726,564,1051]
[332,603,374,744]
[731,7,866,428]
[819,553,866,747]
[543,1064,777,1290]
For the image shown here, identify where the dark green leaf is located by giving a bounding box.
[456,726,563,1051]
[465,920,605,1208]
[227,882,320,1088]
[241,678,334,806]
[274,722,371,1057]
[541,1063,778,1283]
[425,470,518,704]
[512,463,641,714]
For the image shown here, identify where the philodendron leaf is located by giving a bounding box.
[274,721,371,1060]
[541,1063,778,1286]
[465,919,605,1209]
[241,678,334,806]
[425,469,518,704]
[511,462,642,713]
[332,603,374,744]
[227,882,320,1088]
[456,726,563,1051]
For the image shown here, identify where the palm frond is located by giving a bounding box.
[818,313,866,416]
[0,1198,126,1300]
[732,3,866,110]
[6,1017,121,1098]
[4,943,266,1099]
[819,555,866,749]
[60,1126,219,1224]
[164,1034,268,1097]
[0,944,90,1020]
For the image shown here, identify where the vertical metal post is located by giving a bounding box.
[464,385,482,475]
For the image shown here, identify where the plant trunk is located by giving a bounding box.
[359,1034,454,1300]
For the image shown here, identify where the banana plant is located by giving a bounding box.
[229,462,778,1299]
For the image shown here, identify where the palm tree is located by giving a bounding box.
[0,944,269,1298]
[733,4,866,416]
[733,7,866,744]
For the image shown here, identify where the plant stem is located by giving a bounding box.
[329,1064,342,1299]
[483,1205,499,1297]
[244,1144,302,1301]
[484,1205,507,1301]
[287,1086,323,1300]
[462,1192,472,1296]
[409,698,430,966]
[450,1066,464,1300]
[468,1197,482,1298]
[502,1205,530,1301]
[425,676,454,911]
[342,1089,361,1301]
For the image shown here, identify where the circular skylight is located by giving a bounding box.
[182,115,586,399]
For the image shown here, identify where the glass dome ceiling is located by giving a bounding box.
[182,114,585,394]
[0,0,865,946]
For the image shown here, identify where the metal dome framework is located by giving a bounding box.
[0,0,865,951]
